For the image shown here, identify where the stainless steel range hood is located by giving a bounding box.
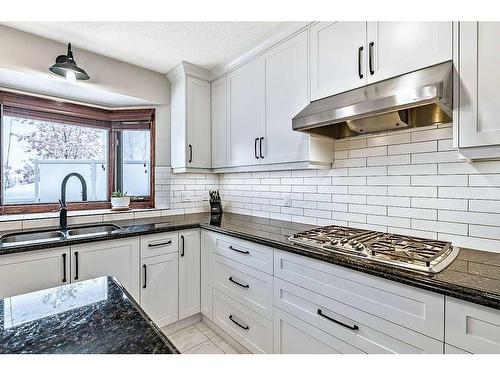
[293,61,453,139]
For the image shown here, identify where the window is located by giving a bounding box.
[2,116,108,204]
[0,91,155,213]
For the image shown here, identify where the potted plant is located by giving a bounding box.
[111,191,130,210]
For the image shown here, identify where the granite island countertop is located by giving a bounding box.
[0,276,178,354]
[1,212,500,311]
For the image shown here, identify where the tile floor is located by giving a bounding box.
[165,321,241,354]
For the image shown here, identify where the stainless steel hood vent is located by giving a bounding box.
[292,61,453,139]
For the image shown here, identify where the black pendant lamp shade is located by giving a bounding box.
[49,43,90,81]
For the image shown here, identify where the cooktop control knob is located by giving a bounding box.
[340,238,349,244]
[355,244,364,251]
[331,239,339,245]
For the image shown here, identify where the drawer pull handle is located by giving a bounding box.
[148,240,172,248]
[229,314,249,330]
[143,264,147,289]
[180,235,185,257]
[229,276,249,289]
[229,245,249,255]
[317,309,359,331]
[74,251,79,281]
[62,253,67,283]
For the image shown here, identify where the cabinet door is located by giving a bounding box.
[71,238,140,301]
[457,22,500,149]
[264,30,310,164]
[310,22,367,100]
[0,247,69,298]
[274,308,363,354]
[141,253,178,327]
[211,76,227,168]
[179,229,200,320]
[227,57,265,166]
[366,22,452,83]
[200,230,213,320]
[186,76,211,168]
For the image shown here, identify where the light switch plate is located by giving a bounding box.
[181,192,192,203]
[283,194,292,207]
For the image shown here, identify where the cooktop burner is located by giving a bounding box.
[289,225,459,273]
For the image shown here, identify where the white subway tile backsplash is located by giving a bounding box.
[388,186,437,197]
[349,146,387,158]
[388,141,437,155]
[388,207,437,220]
[411,197,467,211]
[411,175,468,186]
[366,133,411,147]
[367,154,411,166]
[412,219,468,235]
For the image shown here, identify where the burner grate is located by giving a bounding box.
[362,234,451,266]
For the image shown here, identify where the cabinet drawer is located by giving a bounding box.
[213,254,273,320]
[140,232,179,258]
[445,297,500,353]
[274,308,363,354]
[212,233,273,274]
[274,250,444,340]
[212,289,273,353]
[274,278,443,353]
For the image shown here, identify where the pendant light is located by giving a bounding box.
[49,43,90,81]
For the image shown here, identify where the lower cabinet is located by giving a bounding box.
[71,238,140,301]
[274,308,362,354]
[213,289,273,354]
[274,278,443,354]
[445,297,500,353]
[0,247,70,298]
[178,229,201,320]
[141,253,179,327]
[200,230,214,320]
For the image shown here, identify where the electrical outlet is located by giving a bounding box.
[181,192,191,203]
[283,194,292,207]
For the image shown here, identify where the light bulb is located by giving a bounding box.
[65,70,76,82]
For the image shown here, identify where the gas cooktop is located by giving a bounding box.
[289,225,460,274]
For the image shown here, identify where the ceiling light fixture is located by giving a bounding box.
[49,43,90,81]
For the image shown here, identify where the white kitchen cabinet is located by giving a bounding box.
[310,22,367,100]
[178,228,201,320]
[141,253,179,327]
[263,30,310,164]
[366,22,452,83]
[226,57,266,167]
[168,62,211,172]
[70,238,140,301]
[445,297,500,354]
[211,76,227,168]
[454,22,500,160]
[274,308,362,354]
[310,22,452,100]
[0,247,70,298]
[200,230,214,320]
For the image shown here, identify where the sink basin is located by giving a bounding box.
[66,224,122,238]
[0,230,65,246]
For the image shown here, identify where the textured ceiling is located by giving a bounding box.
[2,22,294,74]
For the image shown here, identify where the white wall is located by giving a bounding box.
[219,123,500,254]
[0,25,169,106]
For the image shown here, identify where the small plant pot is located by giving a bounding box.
[111,196,130,209]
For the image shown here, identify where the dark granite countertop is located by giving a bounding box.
[0,276,178,354]
[1,212,500,311]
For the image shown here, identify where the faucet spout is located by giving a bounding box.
[60,172,88,229]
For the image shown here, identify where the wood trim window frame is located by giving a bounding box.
[0,91,155,215]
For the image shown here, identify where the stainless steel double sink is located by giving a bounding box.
[0,224,122,246]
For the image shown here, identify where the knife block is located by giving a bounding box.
[210,200,223,215]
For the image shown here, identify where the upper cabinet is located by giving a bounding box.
[310,22,452,100]
[454,22,500,160]
[310,22,367,100]
[211,76,228,168]
[366,22,452,84]
[216,30,333,171]
[168,62,211,173]
[226,57,266,167]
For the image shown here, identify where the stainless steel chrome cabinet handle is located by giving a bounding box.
[259,137,264,159]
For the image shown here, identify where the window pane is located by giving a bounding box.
[2,115,108,204]
[121,130,150,197]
